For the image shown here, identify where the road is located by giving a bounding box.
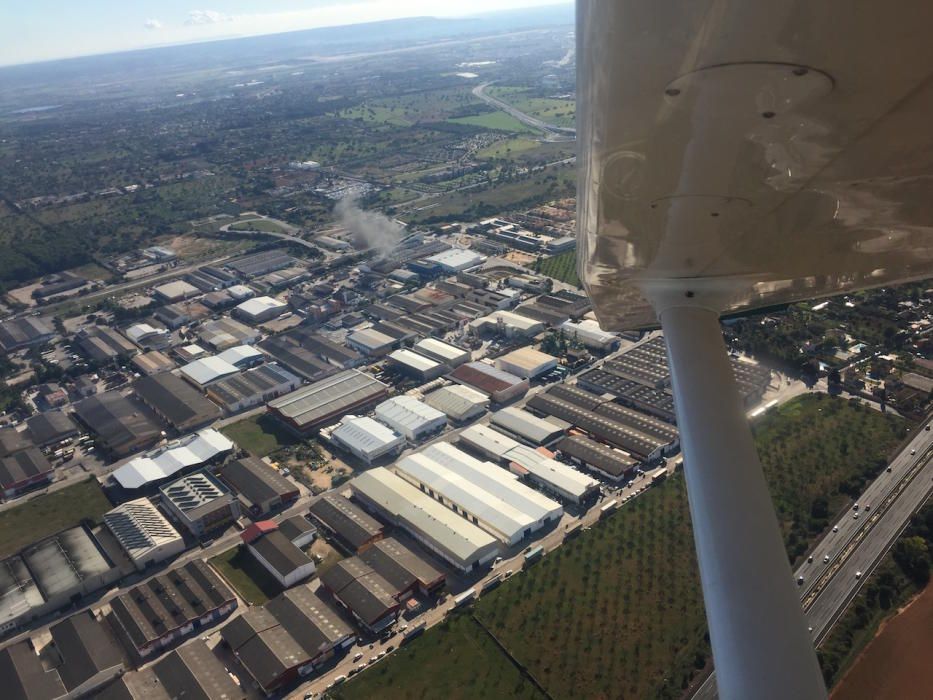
[471,82,576,141]
[691,419,933,700]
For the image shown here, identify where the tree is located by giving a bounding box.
[893,536,931,585]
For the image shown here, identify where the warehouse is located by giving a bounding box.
[73,392,163,458]
[268,369,389,435]
[226,249,299,277]
[153,303,192,330]
[47,611,125,699]
[233,296,288,324]
[413,337,471,367]
[25,411,79,448]
[160,470,240,537]
[153,280,200,303]
[133,372,221,433]
[219,455,299,516]
[131,350,175,376]
[449,361,528,403]
[109,560,236,659]
[111,428,234,490]
[0,317,54,352]
[527,393,669,461]
[242,521,315,588]
[495,347,559,379]
[424,248,485,272]
[278,515,317,548]
[179,354,240,387]
[560,320,622,353]
[468,310,545,339]
[350,468,499,572]
[423,383,488,423]
[576,368,678,423]
[387,348,446,382]
[423,442,562,526]
[0,447,53,498]
[259,334,338,381]
[346,328,397,357]
[206,363,302,414]
[503,444,600,504]
[75,326,137,362]
[374,395,447,442]
[197,317,260,351]
[319,558,400,633]
[0,427,32,457]
[22,526,120,609]
[458,423,522,461]
[263,585,355,672]
[308,493,384,553]
[394,451,536,546]
[330,415,405,464]
[278,328,364,368]
[555,434,639,483]
[546,383,606,410]
[124,323,170,350]
[491,407,566,446]
[0,556,45,634]
[594,401,679,452]
[359,537,446,598]
[102,498,185,570]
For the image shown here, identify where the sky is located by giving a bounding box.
[0,0,570,67]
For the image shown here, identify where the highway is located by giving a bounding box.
[471,82,576,141]
[692,419,933,700]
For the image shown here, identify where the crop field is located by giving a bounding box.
[334,395,907,700]
[0,478,113,558]
[448,111,540,134]
[332,613,547,700]
[536,249,580,286]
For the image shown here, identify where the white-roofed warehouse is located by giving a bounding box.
[103,498,185,570]
[374,396,446,442]
[504,443,600,505]
[387,349,446,382]
[331,415,405,464]
[111,428,235,490]
[490,407,566,446]
[413,338,471,367]
[423,384,488,423]
[350,468,499,573]
[495,347,558,379]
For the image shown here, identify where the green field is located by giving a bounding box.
[209,545,283,605]
[486,86,576,128]
[332,613,547,700]
[228,219,290,233]
[220,414,298,457]
[537,249,580,286]
[448,111,540,134]
[476,137,541,160]
[334,395,906,700]
[0,478,112,558]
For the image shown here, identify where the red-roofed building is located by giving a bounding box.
[241,520,278,544]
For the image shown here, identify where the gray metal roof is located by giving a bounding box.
[49,611,124,691]
[133,373,221,431]
[219,456,297,509]
[268,369,387,429]
[319,558,398,625]
[308,493,383,549]
[153,640,244,700]
[359,537,445,593]
[0,641,66,700]
[491,407,566,445]
[249,531,313,578]
[160,470,234,521]
[22,527,113,600]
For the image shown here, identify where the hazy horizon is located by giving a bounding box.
[0,0,572,68]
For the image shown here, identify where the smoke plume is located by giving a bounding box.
[335,196,403,254]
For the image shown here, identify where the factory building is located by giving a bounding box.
[330,415,405,465]
[346,328,398,357]
[503,444,600,505]
[423,383,489,423]
[490,407,566,446]
[387,348,446,382]
[131,350,176,376]
[124,323,171,351]
[560,319,622,353]
[423,248,485,272]
[0,556,45,634]
[495,347,559,379]
[219,455,299,517]
[73,391,163,458]
[109,560,236,659]
[413,337,471,367]
[350,468,499,573]
[263,586,355,672]
[160,470,240,537]
[25,411,79,449]
[576,368,678,423]
[233,296,288,324]
[555,435,639,483]
[259,334,339,382]
[111,428,234,490]
[206,363,302,414]
[359,537,445,598]
[448,361,528,403]
[468,310,545,339]
[268,369,389,435]
[197,317,260,351]
[179,355,240,388]
[374,395,447,442]
[308,493,385,554]
[319,558,400,633]
[75,326,137,362]
[241,521,316,588]
[133,372,221,433]
[153,280,200,303]
[103,498,185,570]
[44,611,126,699]
[278,515,317,549]
[0,448,53,499]
[0,317,55,352]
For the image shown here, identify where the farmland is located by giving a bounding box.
[536,249,580,286]
[334,395,907,699]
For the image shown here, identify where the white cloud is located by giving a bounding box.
[186,10,232,25]
[144,18,163,31]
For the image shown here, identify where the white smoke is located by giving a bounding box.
[335,196,403,254]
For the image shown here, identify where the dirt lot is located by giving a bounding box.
[832,582,933,700]
[503,250,536,266]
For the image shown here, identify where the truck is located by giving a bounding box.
[452,588,477,609]
[524,545,544,565]
[481,572,503,593]
[401,620,426,642]
[564,521,583,540]
[599,500,619,518]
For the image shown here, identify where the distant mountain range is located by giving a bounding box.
[0,4,573,93]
